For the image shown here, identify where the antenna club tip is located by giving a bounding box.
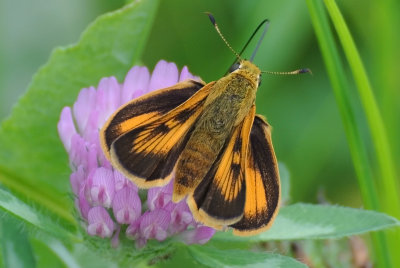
[205,12,216,25]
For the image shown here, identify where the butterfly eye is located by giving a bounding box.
[229,62,240,73]
[258,75,262,86]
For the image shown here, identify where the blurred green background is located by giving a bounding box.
[1,0,398,209]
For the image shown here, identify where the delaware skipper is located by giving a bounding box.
[101,13,309,235]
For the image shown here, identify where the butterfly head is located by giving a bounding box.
[230,60,261,88]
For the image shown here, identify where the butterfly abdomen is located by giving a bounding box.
[173,130,224,202]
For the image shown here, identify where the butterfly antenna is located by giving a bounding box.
[206,12,241,61]
[250,19,269,62]
[235,19,269,59]
[223,19,269,74]
[262,68,312,75]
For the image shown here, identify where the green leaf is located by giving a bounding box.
[213,203,400,241]
[0,0,159,224]
[0,188,76,240]
[188,245,307,268]
[0,215,36,268]
[262,203,399,239]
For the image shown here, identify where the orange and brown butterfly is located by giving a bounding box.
[100,13,309,236]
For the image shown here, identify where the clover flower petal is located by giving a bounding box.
[112,186,141,224]
[179,226,216,245]
[87,206,115,238]
[148,60,179,91]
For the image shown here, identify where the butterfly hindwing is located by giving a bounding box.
[187,106,256,228]
[108,81,215,188]
[230,115,280,236]
[101,79,205,159]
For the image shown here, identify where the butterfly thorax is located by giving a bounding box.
[203,62,260,131]
[173,60,261,202]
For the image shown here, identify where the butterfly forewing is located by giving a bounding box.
[108,81,215,188]
[187,106,255,228]
[230,115,280,236]
[101,80,205,159]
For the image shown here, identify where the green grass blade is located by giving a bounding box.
[305,0,392,266]
[371,0,400,155]
[323,0,400,217]
[306,0,378,210]
[323,0,400,266]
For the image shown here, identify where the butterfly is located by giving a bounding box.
[100,14,307,236]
